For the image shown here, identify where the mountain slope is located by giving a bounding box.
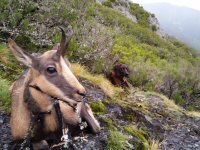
[143,2,200,51]
[0,0,200,110]
[0,0,200,149]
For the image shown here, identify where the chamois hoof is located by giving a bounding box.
[32,140,49,150]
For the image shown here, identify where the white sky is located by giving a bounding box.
[131,0,200,11]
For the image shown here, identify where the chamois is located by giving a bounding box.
[8,28,100,149]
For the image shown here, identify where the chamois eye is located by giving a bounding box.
[47,67,57,74]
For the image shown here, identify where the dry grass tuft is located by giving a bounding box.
[71,63,123,98]
[188,111,200,118]
[149,140,161,150]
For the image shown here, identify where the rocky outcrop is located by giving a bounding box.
[112,1,138,23]
[148,15,167,38]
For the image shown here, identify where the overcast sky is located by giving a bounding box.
[131,0,200,11]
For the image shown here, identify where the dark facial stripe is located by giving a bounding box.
[23,81,41,114]
[44,74,77,99]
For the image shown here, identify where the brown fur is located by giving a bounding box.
[106,64,130,87]
[8,30,100,149]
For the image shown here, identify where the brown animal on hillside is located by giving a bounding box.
[106,63,130,87]
[8,28,100,150]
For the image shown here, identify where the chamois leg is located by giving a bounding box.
[32,140,49,150]
[80,102,100,134]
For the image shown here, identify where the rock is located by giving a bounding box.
[0,116,3,124]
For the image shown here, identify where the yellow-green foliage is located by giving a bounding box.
[0,77,11,112]
[107,131,129,150]
[101,117,117,131]
[129,3,150,28]
[125,125,149,149]
[90,101,108,116]
[71,63,123,98]
[145,92,183,113]
[148,140,160,150]
[188,111,200,118]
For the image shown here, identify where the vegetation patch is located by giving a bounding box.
[0,44,9,64]
[0,77,11,112]
[71,63,123,98]
[188,111,200,118]
[101,117,116,131]
[107,130,129,150]
[125,125,149,149]
[145,92,183,113]
[90,100,108,116]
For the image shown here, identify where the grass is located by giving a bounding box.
[188,111,200,118]
[107,130,129,150]
[71,63,123,98]
[145,91,183,112]
[149,140,160,150]
[125,125,161,150]
[125,125,149,149]
[0,44,9,64]
[101,117,117,131]
[0,77,11,112]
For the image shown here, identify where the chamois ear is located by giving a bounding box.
[57,27,73,57]
[8,38,34,67]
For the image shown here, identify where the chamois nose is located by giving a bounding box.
[77,89,86,97]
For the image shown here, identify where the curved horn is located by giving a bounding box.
[65,29,73,52]
[57,27,73,57]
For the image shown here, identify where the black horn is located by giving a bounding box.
[57,27,73,57]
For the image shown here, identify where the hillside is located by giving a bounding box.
[0,0,200,149]
[143,2,200,51]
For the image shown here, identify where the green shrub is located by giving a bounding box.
[129,3,150,28]
[152,25,157,31]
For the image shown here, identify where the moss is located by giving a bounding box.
[101,117,117,131]
[107,130,129,150]
[125,125,149,150]
[187,105,194,111]
[90,101,108,116]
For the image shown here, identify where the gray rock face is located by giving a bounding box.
[113,4,138,23]
[162,117,200,150]
[148,15,167,38]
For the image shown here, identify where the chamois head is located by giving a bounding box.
[8,28,86,106]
